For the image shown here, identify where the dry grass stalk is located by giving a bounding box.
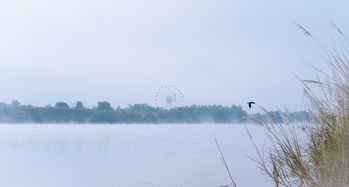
[248,23,349,187]
[215,135,238,187]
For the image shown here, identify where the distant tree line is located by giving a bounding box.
[0,100,308,124]
[250,111,309,124]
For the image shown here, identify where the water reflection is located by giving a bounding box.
[54,137,67,152]
[73,137,84,154]
[96,135,111,156]
[0,125,271,187]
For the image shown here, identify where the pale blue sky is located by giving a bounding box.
[0,0,347,111]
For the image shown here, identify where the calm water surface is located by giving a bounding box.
[0,124,272,187]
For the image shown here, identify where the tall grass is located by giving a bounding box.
[248,23,349,187]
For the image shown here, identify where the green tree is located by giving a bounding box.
[55,102,70,109]
[11,100,20,107]
[75,101,84,109]
[97,101,113,110]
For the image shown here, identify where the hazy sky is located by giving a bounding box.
[0,0,348,111]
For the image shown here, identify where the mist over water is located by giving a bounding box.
[0,124,271,187]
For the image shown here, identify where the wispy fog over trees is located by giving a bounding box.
[0,101,307,124]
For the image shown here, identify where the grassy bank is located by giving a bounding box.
[248,24,349,187]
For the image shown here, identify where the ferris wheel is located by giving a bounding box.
[154,85,184,109]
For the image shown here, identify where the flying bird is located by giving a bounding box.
[247,102,255,109]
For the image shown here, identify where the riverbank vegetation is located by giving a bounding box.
[248,24,349,186]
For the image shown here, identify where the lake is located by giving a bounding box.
[0,124,272,187]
